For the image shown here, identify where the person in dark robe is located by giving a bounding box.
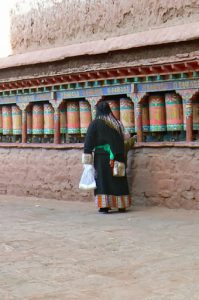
[82,101,134,213]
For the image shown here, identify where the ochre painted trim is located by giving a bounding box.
[0,143,84,150]
[135,142,199,148]
[0,142,199,150]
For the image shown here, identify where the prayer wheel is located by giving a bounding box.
[12,105,22,135]
[0,107,2,134]
[142,101,150,132]
[60,105,67,134]
[2,106,12,135]
[120,98,135,133]
[108,100,120,120]
[165,93,183,131]
[149,95,166,131]
[67,101,80,134]
[27,107,32,134]
[193,97,199,130]
[79,100,91,134]
[32,104,44,135]
[44,103,54,134]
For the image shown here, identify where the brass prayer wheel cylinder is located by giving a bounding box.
[165,93,183,131]
[44,103,54,134]
[79,100,91,134]
[12,105,22,135]
[67,101,80,134]
[120,98,135,133]
[149,95,166,132]
[108,100,120,120]
[32,104,44,135]
[2,106,13,135]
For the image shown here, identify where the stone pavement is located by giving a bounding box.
[0,195,199,300]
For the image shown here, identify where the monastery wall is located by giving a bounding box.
[2,1,199,209]
[0,146,92,202]
[0,146,198,209]
[10,0,199,54]
[129,147,199,209]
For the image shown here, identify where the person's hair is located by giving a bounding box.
[95,101,112,118]
[95,100,123,136]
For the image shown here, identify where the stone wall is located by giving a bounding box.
[10,0,199,53]
[0,145,198,209]
[0,146,93,202]
[128,147,199,209]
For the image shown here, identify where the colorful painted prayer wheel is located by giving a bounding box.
[165,93,183,131]
[0,107,2,134]
[120,98,135,133]
[108,100,120,120]
[149,95,166,131]
[12,105,22,135]
[44,104,54,134]
[27,107,32,134]
[60,105,67,134]
[2,106,12,135]
[79,100,91,134]
[67,101,80,134]
[32,104,44,135]
[193,97,199,130]
[142,101,150,132]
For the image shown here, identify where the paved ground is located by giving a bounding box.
[0,195,199,300]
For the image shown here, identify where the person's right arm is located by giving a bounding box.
[82,121,97,164]
[84,121,97,154]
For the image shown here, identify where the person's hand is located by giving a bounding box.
[124,132,131,139]
[125,137,135,149]
[132,135,137,142]
[129,137,135,148]
[82,153,93,164]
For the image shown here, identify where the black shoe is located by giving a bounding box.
[98,208,109,214]
[118,208,126,213]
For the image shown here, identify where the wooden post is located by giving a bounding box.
[17,103,29,143]
[50,99,62,144]
[185,100,193,142]
[135,102,143,143]
[86,97,102,121]
[22,110,27,143]
[53,107,60,144]
[127,92,147,143]
[177,90,195,142]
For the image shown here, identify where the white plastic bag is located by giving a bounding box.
[79,164,96,190]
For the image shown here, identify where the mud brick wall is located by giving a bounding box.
[0,147,93,202]
[0,146,198,209]
[10,0,199,53]
[128,147,199,209]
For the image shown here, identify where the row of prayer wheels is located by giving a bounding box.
[0,102,92,135]
[0,105,22,135]
[108,95,199,132]
[145,93,199,131]
[0,100,135,135]
[60,99,136,134]
[60,101,92,134]
[0,104,55,135]
[0,94,199,136]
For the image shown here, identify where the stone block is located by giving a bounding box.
[182,191,195,200]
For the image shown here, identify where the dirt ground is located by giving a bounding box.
[0,195,199,300]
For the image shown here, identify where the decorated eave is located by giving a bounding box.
[0,60,199,95]
[0,20,198,95]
